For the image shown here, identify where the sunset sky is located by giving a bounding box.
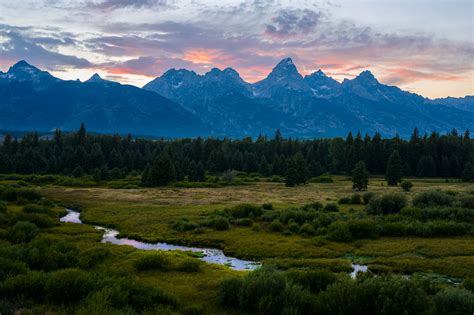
[0,0,472,98]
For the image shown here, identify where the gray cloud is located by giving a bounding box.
[96,0,171,10]
[265,9,323,38]
[0,25,92,70]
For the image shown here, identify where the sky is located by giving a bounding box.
[0,0,472,98]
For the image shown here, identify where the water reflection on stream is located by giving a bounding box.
[61,209,367,276]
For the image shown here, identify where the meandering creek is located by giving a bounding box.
[60,209,366,276]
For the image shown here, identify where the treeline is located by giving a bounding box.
[0,124,473,183]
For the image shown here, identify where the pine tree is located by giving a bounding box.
[385,150,403,186]
[352,160,369,191]
[294,152,309,185]
[440,156,451,178]
[143,153,175,186]
[285,157,298,187]
[188,160,206,182]
[93,168,101,182]
[416,155,437,177]
[309,160,323,177]
[72,166,84,178]
[462,161,474,182]
[195,161,206,182]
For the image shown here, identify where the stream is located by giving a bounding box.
[60,209,367,276]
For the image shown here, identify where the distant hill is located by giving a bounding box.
[0,61,207,137]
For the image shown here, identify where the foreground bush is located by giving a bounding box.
[219,267,315,314]
[366,193,407,215]
[226,204,263,219]
[45,268,95,304]
[434,287,474,315]
[327,221,352,242]
[412,190,454,208]
[134,253,170,271]
[7,221,39,243]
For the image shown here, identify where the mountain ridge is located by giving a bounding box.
[1,59,473,138]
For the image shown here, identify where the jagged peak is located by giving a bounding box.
[354,70,378,83]
[162,68,197,78]
[306,69,328,78]
[276,57,294,67]
[11,60,35,69]
[8,60,41,73]
[86,73,103,83]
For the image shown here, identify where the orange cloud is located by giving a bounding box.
[382,68,463,85]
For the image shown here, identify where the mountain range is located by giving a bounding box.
[0,59,472,138]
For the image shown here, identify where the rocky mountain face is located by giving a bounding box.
[0,61,207,137]
[0,59,472,138]
[144,57,473,137]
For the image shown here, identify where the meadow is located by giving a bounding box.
[37,176,474,278]
[1,175,473,314]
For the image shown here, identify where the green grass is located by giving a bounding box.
[37,177,474,280]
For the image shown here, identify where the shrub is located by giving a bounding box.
[327,221,352,242]
[22,204,54,216]
[7,221,39,243]
[0,203,6,213]
[287,220,299,233]
[262,203,273,210]
[350,194,362,204]
[311,175,334,183]
[212,216,230,231]
[92,277,177,311]
[177,259,200,272]
[366,193,407,215]
[359,276,429,315]
[0,271,48,301]
[381,222,407,237]
[463,277,474,291]
[234,218,253,227]
[286,269,337,293]
[400,207,422,220]
[78,247,111,269]
[434,287,474,315]
[338,197,351,204]
[324,203,339,212]
[302,201,323,211]
[172,219,199,232]
[412,190,454,208]
[362,192,375,204]
[400,180,413,192]
[270,219,284,232]
[45,268,95,304]
[457,194,474,209]
[300,222,315,235]
[15,212,57,228]
[348,219,379,239]
[227,204,263,218]
[427,221,467,236]
[238,267,287,313]
[0,257,28,281]
[134,253,170,271]
[218,277,244,307]
[25,238,79,271]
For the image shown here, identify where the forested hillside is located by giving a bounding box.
[0,125,473,184]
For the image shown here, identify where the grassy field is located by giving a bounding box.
[36,176,474,280]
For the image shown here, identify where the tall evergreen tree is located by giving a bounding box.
[385,150,403,186]
[143,153,175,186]
[285,157,298,187]
[416,155,437,177]
[352,160,369,191]
[462,161,474,182]
[294,152,309,185]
